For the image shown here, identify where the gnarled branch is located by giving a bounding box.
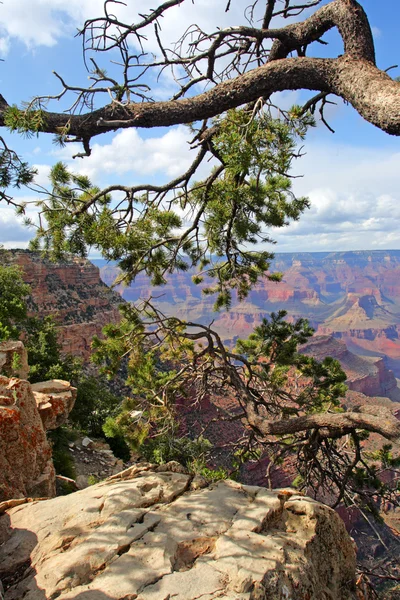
[246,403,400,441]
[1,0,400,141]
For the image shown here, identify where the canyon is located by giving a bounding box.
[94,250,400,384]
[6,248,400,417]
[96,250,400,378]
[8,248,400,390]
[6,248,400,411]
[6,250,122,360]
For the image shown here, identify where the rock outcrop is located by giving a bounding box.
[0,342,76,502]
[32,380,77,430]
[0,340,29,380]
[301,335,400,400]
[6,250,122,360]
[0,463,359,600]
[95,250,400,378]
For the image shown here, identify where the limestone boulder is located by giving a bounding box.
[0,375,55,502]
[0,341,29,380]
[32,380,77,430]
[0,463,360,600]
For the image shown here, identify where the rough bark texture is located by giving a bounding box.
[0,0,399,138]
[246,402,400,442]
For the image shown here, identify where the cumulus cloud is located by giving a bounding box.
[0,0,261,52]
[0,36,10,56]
[0,206,33,245]
[32,164,52,189]
[0,0,103,48]
[54,125,215,184]
[48,130,400,254]
[271,143,400,251]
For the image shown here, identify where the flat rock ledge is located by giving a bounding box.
[0,462,359,600]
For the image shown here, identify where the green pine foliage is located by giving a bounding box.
[30,107,315,309]
[0,261,30,341]
[24,315,82,383]
[47,426,77,480]
[4,104,46,138]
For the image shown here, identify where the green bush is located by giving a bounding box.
[47,427,76,480]
[69,376,121,437]
[140,434,212,468]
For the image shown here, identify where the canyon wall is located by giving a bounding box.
[95,249,400,383]
[6,250,399,403]
[6,250,122,360]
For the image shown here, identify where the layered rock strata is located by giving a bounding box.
[95,250,400,377]
[6,250,122,360]
[301,335,400,400]
[0,462,359,600]
[0,342,76,502]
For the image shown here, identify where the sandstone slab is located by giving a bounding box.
[0,464,359,600]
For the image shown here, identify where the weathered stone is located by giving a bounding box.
[76,475,89,490]
[82,436,94,448]
[0,374,55,502]
[190,474,208,490]
[0,342,77,502]
[0,469,359,600]
[32,380,77,430]
[0,341,29,380]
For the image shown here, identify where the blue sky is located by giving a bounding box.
[0,0,399,253]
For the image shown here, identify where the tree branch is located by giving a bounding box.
[246,404,400,441]
[2,0,399,139]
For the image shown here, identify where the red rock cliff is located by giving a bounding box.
[94,250,400,378]
[7,250,122,360]
[0,341,77,502]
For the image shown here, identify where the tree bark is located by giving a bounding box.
[246,403,400,442]
[0,0,399,138]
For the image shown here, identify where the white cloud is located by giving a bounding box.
[32,164,51,189]
[371,26,382,39]
[0,0,104,48]
[43,134,400,255]
[0,205,33,245]
[270,143,400,251]
[55,125,214,184]
[0,0,263,52]
[0,36,10,56]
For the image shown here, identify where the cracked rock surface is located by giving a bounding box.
[0,341,77,502]
[0,463,358,600]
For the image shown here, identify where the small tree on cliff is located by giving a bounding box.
[0,262,81,380]
[1,1,400,511]
[0,258,30,341]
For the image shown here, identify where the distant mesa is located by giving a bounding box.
[93,249,400,378]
